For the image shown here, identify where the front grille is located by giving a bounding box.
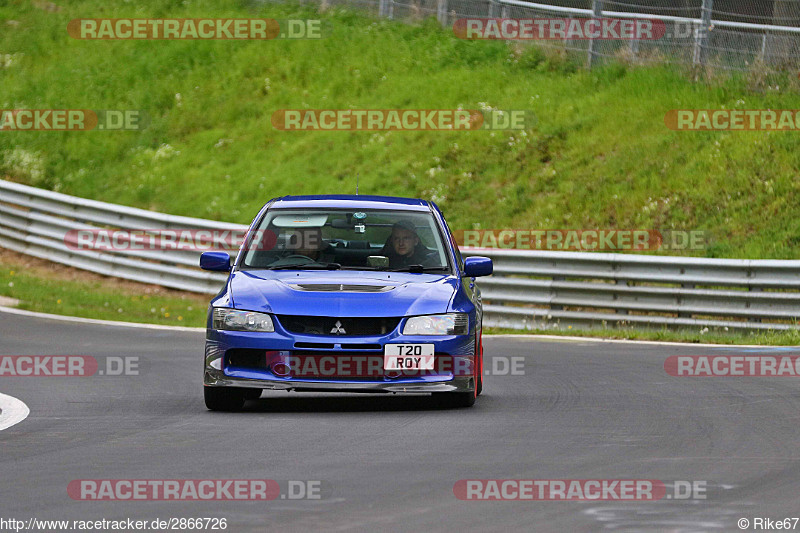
[294,342,381,350]
[294,342,336,349]
[276,315,402,336]
[340,343,382,350]
[289,284,394,293]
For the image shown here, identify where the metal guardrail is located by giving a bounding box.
[0,180,241,294]
[475,249,800,331]
[1,180,799,331]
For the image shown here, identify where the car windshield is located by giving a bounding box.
[239,208,451,272]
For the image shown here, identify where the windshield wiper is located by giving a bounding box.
[388,265,449,273]
[267,262,342,270]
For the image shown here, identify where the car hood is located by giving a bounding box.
[228,269,459,317]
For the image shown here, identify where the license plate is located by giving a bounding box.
[384,344,435,370]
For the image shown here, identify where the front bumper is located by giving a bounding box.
[204,373,473,393]
[203,325,476,394]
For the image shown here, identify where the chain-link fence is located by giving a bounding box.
[307,0,800,70]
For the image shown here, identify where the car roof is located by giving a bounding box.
[268,195,432,212]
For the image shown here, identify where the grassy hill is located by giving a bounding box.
[2,0,800,258]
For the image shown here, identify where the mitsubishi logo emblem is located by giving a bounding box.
[330,320,346,335]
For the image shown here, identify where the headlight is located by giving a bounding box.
[213,308,275,332]
[402,313,468,335]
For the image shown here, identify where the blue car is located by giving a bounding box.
[200,195,492,410]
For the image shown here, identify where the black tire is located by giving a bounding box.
[242,389,262,401]
[433,391,476,408]
[475,333,484,397]
[204,387,246,411]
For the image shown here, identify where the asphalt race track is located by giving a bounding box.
[2,310,799,532]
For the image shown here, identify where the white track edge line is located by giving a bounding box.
[0,305,204,332]
[488,333,793,348]
[0,392,30,431]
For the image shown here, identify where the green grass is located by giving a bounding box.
[2,0,800,259]
[0,261,209,326]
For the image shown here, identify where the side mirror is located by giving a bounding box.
[463,256,493,278]
[200,251,231,272]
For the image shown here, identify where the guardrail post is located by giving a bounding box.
[678,283,693,318]
[693,0,714,69]
[587,0,603,69]
[437,0,448,26]
[378,0,394,19]
[748,283,763,323]
[615,279,628,315]
[550,275,564,311]
[629,37,640,63]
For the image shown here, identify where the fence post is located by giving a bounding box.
[378,0,394,19]
[628,38,640,62]
[693,0,714,68]
[587,0,603,69]
[437,0,448,26]
[488,0,496,19]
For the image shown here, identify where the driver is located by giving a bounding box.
[285,227,335,263]
[380,220,436,268]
